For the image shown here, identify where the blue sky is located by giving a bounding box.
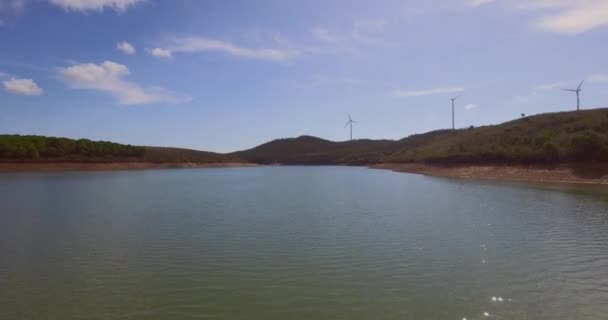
[1,0,608,152]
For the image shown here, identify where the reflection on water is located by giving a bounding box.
[1,166,607,320]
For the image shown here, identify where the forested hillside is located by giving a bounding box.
[0,135,240,163]
[235,108,608,165]
[3,108,608,165]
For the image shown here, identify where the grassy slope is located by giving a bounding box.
[236,108,608,165]
[388,108,608,164]
[3,108,608,165]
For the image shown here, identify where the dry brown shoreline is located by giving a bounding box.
[0,162,258,172]
[3,162,608,186]
[371,163,608,185]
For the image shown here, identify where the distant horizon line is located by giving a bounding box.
[2,107,605,154]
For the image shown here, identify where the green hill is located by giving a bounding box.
[0,135,241,163]
[3,108,608,166]
[387,109,608,164]
[231,135,396,165]
[235,108,608,165]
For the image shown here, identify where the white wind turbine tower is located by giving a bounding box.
[450,95,461,130]
[562,80,584,111]
[344,113,357,141]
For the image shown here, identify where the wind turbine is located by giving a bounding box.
[450,95,461,130]
[344,113,357,141]
[562,80,584,111]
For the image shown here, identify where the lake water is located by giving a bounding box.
[1,166,607,320]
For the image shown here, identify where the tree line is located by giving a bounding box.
[0,135,145,161]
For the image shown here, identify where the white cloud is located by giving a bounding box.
[147,47,172,58]
[588,73,608,83]
[154,36,297,62]
[48,0,145,12]
[116,41,135,55]
[464,103,479,110]
[472,0,608,34]
[3,78,43,95]
[59,61,190,105]
[393,86,465,97]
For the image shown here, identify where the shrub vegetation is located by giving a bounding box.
[4,108,608,165]
[235,109,608,165]
[0,135,239,163]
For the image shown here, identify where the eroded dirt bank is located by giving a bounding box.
[0,162,257,172]
[371,163,608,185]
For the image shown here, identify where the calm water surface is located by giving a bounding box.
[1,166,607,319]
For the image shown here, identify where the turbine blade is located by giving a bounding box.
[562,89,576,92]
[344,122,350,128]
[578,80,584,90]
[348,113,352,121]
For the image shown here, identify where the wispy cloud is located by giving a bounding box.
[59,61,190,105]
[534,81,568,91]
[352,19,387,41]
[3,77,43,95]
[310,18,393,53]
[535,73,608,91]
[151,20,390,63]
[464,103,479,110]
[308,27,358,55]
[471,0,608,34]
[468,0,497,7]
[48,0,145,12]
[534,2,608,34]
[116,41,135,55]
[392,86,465,97]
[290,75,367,89]
[0,0,26,13]
[0,0,27,25]
[151,36,298,62]
[310,27,342,44]
[588,73,608,83]
[3,0,145,22]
